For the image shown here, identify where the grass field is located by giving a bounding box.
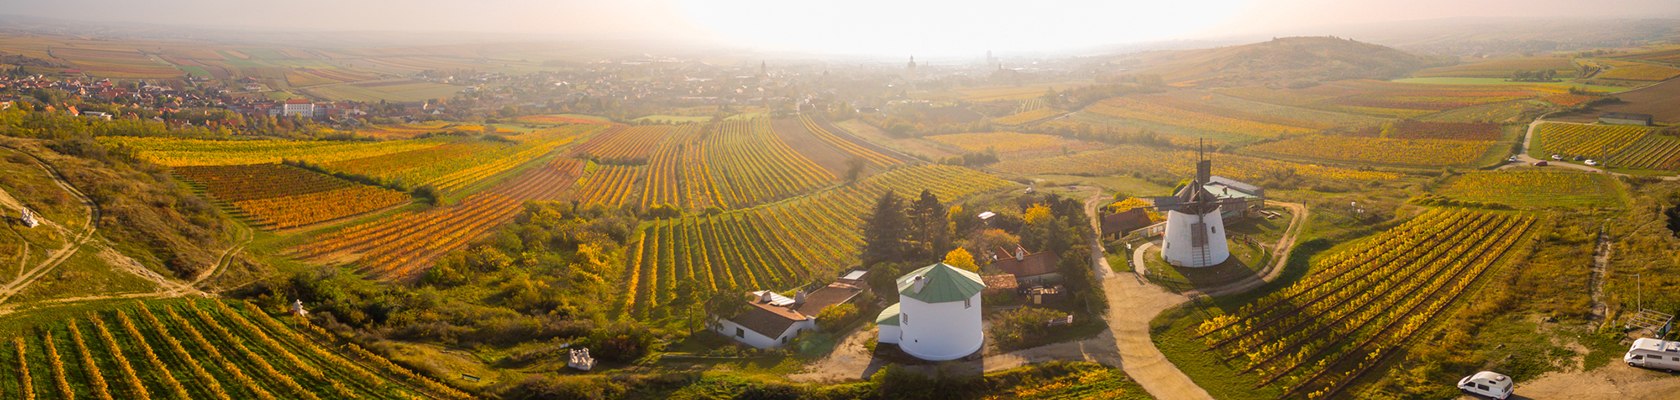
[1436,170,1626,209]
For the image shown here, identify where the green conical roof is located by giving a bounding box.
[896,262,986,304]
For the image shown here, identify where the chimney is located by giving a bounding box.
[794,290,807,304]
[758,291,773,303]
[911,275,927,293]
[1015,246,1025,261]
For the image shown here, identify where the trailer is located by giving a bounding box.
[1624,338,1680,372]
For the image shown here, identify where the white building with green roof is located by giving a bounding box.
[875,262,986,361]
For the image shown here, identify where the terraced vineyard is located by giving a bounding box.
[992,145,1399,183]
[296,156,583,279]
[1532,122,1650,159]
[573,164,647,207]
[622,165,1015,318]
[638,124,714,210]
[0,299,468,399]
[175,164,409,229]
[706,118,837,206]
[1086,96,1319,138]
[1193,208,1536,399]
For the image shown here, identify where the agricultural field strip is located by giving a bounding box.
[1192,209,1534,398]
[1533,122,1652,161]
[174,164,409,229]
[623,165,1012,318]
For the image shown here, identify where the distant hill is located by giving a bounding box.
[1113,36,1437,87]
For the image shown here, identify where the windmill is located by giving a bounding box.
[1158,141,1230,268]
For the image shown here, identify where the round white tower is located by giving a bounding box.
[1160,147,1230,268]
[885,263,985,361]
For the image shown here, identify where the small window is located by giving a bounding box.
[964,299,971,309]
[1632,355,1644,360]
[903,313,909,325]
[1165,243,1170,249]
[1672,356,1679,361]
[1476,384,1488,391]
[1211,226,1217,234]
[736,327,744,338]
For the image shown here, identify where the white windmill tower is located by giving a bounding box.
[1159,143,1229,268]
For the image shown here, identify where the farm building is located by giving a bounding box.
[711,282,865,349]
[1600,112,1653,126]
[1157,151,1231,268]
[1101,208,1155,241]
[877,262,987,361]
[990,245,1062,285]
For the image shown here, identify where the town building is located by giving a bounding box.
[282,98,316,118]
[876,262,986,361]
[990,245,1062,285]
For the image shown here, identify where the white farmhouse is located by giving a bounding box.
[20,208,38,228]
[712,283,864,349]
[876,262,986,361]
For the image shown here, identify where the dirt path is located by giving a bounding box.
[192,224,252,289]
[0,145,98,306]
[1497,363,1680,400]
[1589,228,1611,322]
[1131,201,1307,298]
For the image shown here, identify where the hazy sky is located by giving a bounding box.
[6,0,1678,56]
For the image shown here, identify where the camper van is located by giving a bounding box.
[1625,338,1680,372]
[1457,371,1512,399]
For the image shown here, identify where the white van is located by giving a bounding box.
[1457,371,1512,399]
[1625,337,1680,372]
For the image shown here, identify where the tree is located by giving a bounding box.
[670,281,704,334]
[943,248,978,272]
[816,304,860,331]
[704,287,749,330]
[861,190,910,266]
[906,189,952,261]
[844,157,867,181]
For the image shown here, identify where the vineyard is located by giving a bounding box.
[296,156,583,279]
[1437,170,1625,209]
[1192,208,1536,399]
[1585,59,1680,81]
[993,108,1063,126]
[1612,133,1680,170]
[990,145,1400,183]
[1349,120,1503,141]
[798,114,904,169]
[570,118,843,211]
[572,125,673,163]
[322,126,592,192]
[100,136,443,167]
[925,132,1101,155]
[0,299,469,399]
[622,165,1015,318]
[175,164,410,229]
[1244,135,1495,167]
[1217,80,1557,118]
[1412,57,1577,78]
[1532,122,1650,159]
[1085,96,1320,138]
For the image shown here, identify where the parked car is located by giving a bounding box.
[1458,371,1513,399]
[1552,154,1563,160]
[1506,156,1518,162]
[1533,161,1549,166]
[1573,155,1586,161]
[1585,159,1599,166]
[1625,338,1680,372]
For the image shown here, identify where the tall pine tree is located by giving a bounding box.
[906,189,952,262]
[861,190,910,266]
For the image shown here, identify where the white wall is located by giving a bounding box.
[712,318,814,349]
[878,324,901,344]
[1161,209,1230,268]
[898,292,984,361]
